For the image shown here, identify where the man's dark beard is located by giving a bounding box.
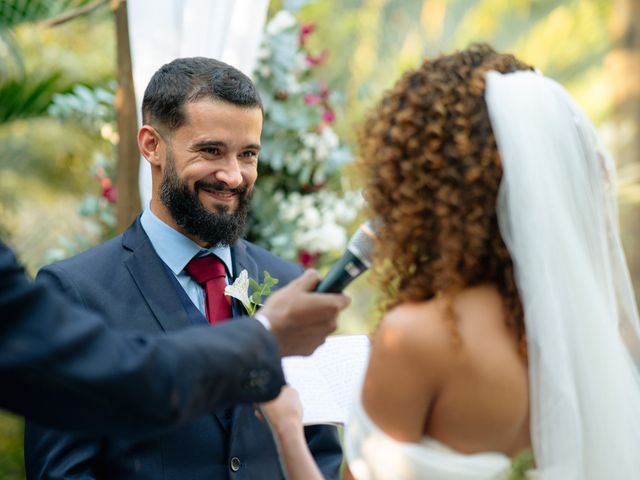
[159,156,252,247]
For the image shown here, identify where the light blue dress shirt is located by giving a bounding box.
[140,208,233,317]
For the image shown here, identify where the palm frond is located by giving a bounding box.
[0,0,98,28]
[0,0,105,74]
[0,72,65,123]
[0,28,24,75]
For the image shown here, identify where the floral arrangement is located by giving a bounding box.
[248,9,362,267]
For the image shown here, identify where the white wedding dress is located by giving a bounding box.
[345,399,536,480]
[345,70,640,479]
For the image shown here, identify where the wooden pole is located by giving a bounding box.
[607,0,640,301]
[113,0,141,233]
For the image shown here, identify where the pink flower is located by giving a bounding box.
[304,85,330,105]
[322,109,336,125]
[99,177,117,203]
[304,93,323,105]
[299,22,316,46]
[306,50,328,67]
[298,249,319,268]
[102,186,118,204]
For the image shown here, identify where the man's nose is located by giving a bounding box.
[214,156,243,188]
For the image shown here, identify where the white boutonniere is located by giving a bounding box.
[225,270,279,315]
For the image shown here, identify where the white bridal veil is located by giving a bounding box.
[486,71,640,479]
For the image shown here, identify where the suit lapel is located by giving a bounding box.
[229,241,268,439]
[122,220,192,333]
[123,219,232,434]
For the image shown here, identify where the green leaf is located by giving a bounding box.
[509,449,535,480]
[263,271,279,289]
[0,0,100,28]
[249,292,263,305]
[249,278,261,292]
[0,72,64,123]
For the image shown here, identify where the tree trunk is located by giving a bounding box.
[606,0,640,302]
[113,0,140,233]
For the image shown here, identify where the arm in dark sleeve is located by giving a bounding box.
[0,242,285,436]
[24,421,101,480]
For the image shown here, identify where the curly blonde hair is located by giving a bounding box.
[360,44,533,347]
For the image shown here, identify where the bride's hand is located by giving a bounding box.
[260,386,324,480]
[261,385,304,437]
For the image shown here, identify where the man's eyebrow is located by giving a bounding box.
[192,140,225,149]
[191,141,261,151]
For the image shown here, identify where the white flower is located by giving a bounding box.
[224,270,251,311]
[286,73,302,94]
[321,223,348,251]
[294,221,347,253]
[276,189,359,255]
[224,270,279,315]
[299,208,322,230]
[266,11,297,35]
[299,149,313,163]
[294,52,309,72]
[321,128,339,150]
[259,65,271,78]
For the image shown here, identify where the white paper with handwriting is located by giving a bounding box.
[282,334,371,425]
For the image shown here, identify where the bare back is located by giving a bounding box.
[361,284,530,457]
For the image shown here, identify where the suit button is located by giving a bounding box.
[230,456,241,472]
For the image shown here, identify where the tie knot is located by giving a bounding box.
[185,255,226,285]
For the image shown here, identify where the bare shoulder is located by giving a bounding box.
[373,299,457,371]
[373,286,507,365]
[363,288,528,448]
[362,299,456,441]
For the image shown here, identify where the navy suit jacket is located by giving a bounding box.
[24,220,341,479]
[0,241,284,435]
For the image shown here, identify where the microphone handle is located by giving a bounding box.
[315,251,368,293]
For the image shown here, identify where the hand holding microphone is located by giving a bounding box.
[260,270,350,356]
[259,220,376,356]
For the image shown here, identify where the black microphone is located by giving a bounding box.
[315,220,378,293]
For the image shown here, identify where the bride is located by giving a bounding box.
[263,44,640,479]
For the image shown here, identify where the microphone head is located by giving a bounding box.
[347,220,378,268]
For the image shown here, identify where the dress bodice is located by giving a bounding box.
[345,399,536,480]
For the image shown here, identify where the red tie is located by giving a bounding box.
[185,255,232,324]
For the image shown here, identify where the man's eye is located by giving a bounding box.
[203,147,221,155]
[240,151,258,158]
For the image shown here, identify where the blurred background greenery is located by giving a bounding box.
[1,0,638,477]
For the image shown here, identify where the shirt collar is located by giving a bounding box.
[140,208,233,276]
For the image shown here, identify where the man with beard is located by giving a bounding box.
[24,58,345,480]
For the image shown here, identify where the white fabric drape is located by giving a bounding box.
[345,398,513,480]
[487,70,640,479]
[127,0,270,208]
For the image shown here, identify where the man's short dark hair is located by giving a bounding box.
[142,57,263,132]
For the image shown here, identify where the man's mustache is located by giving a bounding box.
[195,180,248,196]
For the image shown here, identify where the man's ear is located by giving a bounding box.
[138,125,163,167]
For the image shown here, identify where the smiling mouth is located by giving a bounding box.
[200,187,238,203]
